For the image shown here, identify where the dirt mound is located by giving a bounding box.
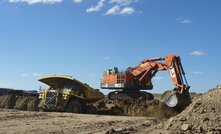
[0,94,39,111]
[0,94,17,109]
[95,98,178,118]
[156,85,221,133]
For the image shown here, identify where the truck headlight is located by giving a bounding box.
[39,93,44,99]
[63,94,68,99]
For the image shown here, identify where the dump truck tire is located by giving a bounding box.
[86,106,98,114]
[66,100,82,113]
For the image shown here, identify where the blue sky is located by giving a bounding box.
[0,0,220,94]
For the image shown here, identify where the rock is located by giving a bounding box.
[105,128,117,134]
[127,126,135,131]
[181,124,192,131]
[165,118,174,129]
[203,117,210,122]
[180,117,187,121]
[195,126,203,133]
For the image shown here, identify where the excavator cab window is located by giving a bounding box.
[114,67,119,74]
[106,69,113,75]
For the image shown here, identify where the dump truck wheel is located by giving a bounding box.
[39,108,45,112]
[66,100,82,113]
[86,106,97,114]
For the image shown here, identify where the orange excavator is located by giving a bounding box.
[101,54,191,108]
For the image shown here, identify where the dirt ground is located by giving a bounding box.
[0,109,169,134]
[0,85,220,134]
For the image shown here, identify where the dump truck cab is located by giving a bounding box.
[38,75,104,113]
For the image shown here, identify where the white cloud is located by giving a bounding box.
[6,0,140,16]
[176,17,192,24]
[0,82,14,88]
[33,73,42,76]
[59,73,67,75]
[7,0,62,4]
[104,5,120,15]
[190,50,205,56]
[104,56,110,60]
[153,76,164,80]
[120,7,135,15]
[89,73,97,77]
[104,6,135,15]
[22,73,42,76]
[73,0,82,3]
[109,0,137,6]
[181,19,192,24]
[86,0,105,13]
[193,71,203,74]
[21,74,29,77]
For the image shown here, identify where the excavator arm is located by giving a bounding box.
[130,54,190,95]
[129,54,191,108]
[164,54,190,94]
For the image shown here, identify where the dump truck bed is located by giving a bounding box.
[39,75,104,101]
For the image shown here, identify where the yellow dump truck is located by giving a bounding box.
[38,75,104,113]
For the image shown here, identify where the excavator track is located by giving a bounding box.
[108,91,154,100]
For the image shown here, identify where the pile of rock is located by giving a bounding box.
[157,85,221,133]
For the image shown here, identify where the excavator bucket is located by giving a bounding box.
[163,91,191,109]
